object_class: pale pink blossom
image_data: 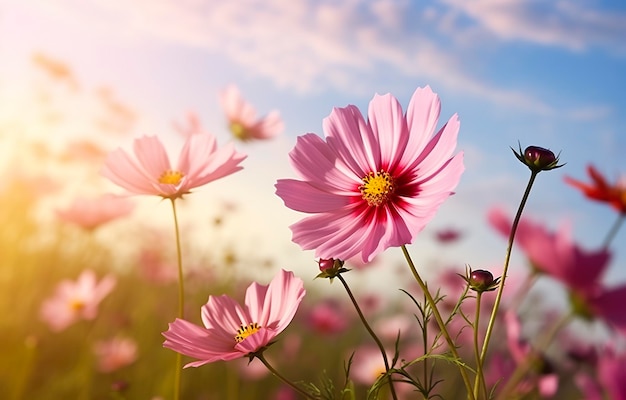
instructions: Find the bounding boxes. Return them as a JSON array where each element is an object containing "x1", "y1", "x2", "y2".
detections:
[
  {"x1": 172, "y1": 111, "x2": 209, "y2": 138},
  {"x1": 276, "y1": 86, "x2": 463, "y2": 262},
  {"x1": 93, "y1": 336, "x2": 138, "y2": 372},
  {"x1": 40, "y1": 270, "x2": 116, "y2": 332},
  {"x1": 219, "y1": 85, "x2": 283, "y2": 141},
  {"x1": 56, "y1": 194, "x2": 134, "y2": 230},
  {"x1": 162, "y1": 269, "x2": 305, "y2": 367},
  {"x1": 102, "y1": 134, "x2": 246, "y2": 199}
]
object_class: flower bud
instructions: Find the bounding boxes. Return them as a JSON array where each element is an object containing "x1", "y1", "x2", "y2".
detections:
[
  {"x1": 315, "y1": 258, "x2": 348, "y2": 281},
  {"x1": 461, "y1": 267, "x2": 500, "y2": 293},
  {"x1": 512, "y1": 143, "x2": 564, "y2": 173}
]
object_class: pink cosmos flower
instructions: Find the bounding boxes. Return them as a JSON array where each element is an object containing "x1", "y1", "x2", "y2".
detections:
[
  {"x1": 101, "y1": 134, "x2": 246, "y2": 200},
  {"x1": 219, "y1": 84, "x2": 284, "y2": 141},
  {"x1": 172, "y1": 111, "x2": 209, "y2": 138},
  {"x1": 306, "y1": 299, "x2": 350, "y2": 335},
  {"x1": 488, "y1": 207, "x2": 610, "y2": 293},
  {"x1": 275, "y1": 86, "x2": 464, "y2": 262},
  {"x1": 162, "y1": 269, "x2": 305, "y2": 367},
  {"x1": 40, "y1": 270, "x2": 116, "y2": 332},
  {"x1": 93, "y1": 336, "x2": 138, "y2": 373},
  {"x1": 56, "y1": 194, "x2": 134, "y2": 230}
]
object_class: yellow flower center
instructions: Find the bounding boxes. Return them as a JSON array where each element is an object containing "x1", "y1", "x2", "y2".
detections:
[
  {"x1": 158, "y1": 170, "x2": 184, "y2": 185},
  {"x1": 359, "y1": 170, "x2": 395, "y2": 207},
  {"x1": 235, "y1": 322, "x2": 261, "y2": 343},
  {"x1": 230, "y1": 122, "x2": 249, "y2": 141},
  {"x1": 70, "y1": 299, "x2": 85, "y2": 312}
]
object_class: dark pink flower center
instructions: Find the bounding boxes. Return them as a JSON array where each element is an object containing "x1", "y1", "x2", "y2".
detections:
[
  {"x1": 359, "y1": 170, "x2": 395, "y2": 207},
  {"x1": 235, "y1": 322, "x2": 261, "y2": 343},
  {"x1": 159, "y1": 170, "x2": 184, "y2": 185}
]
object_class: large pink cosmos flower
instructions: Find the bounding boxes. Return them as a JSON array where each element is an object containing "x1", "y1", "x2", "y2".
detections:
[
  {"x1": 40, "y1": 270, "x2": 116, "y2": 332},
  {"x1": 56, "y1": 194, "x2": 134, "y2": 230},
  {"x1": 101, "y1": 134, "x2": 246, "y2": 200},
  {"x1": 275, "y1": 86, "x2": 464, "y2": 263},
  {"x1": 162, "y1": 269, "x2": 305, "y2": 367},
  {"x1": 219, "y1": 84, "x2": 284, "y2": 141}
]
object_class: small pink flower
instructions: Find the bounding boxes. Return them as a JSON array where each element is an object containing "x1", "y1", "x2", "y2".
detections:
[
  {"x1": 306, "y1": 299, "x2": 350, "y2": 335},
  {"x1": 93, "y1": 336, "x2": 138, "y2": 373},
  {"x1": 162, "y1": 269, "x2": 305, "y2": 367},
  {"x1": 434, "y1": 227, "x2": 462, "y2": 244},
  {"x1": 276, "y1": 86, "x2": 464, "y2": 262},
  {"x1": 102, "y1": 134, "x2": 246, "y2": 200},
  {"x1": 219, "y1": 85, "x2": 284, "y2": 141},
  {"x1": 40, "y1": 270, "x2": 116, "y2": 332},
  {"x1": 56, "y1": 194, "x2": 134, "y2": 230}
]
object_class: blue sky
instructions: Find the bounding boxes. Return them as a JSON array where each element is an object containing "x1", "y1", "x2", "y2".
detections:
[{"x1": 1, "y1": 0, "x2": 625, "y2": 286}]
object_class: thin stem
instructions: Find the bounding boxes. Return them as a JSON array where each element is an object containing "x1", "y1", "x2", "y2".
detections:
[
  {"x1": 496, "y1": 312, "x2": 573, "y2": 400},
  {"x1": 479, "y1": 171, "x2": 538, "y2": 370},
  {"x1": 169, "y1": 198, "x2": 185, "y2": 400},
  {"x1": 256, "y1": 353, "x2": 318, "y2": 400},
  {"x1": 602, "y1": 213, "x2": 625, "y2": 250},
  {"x1": 472, "y1": 293, "x2": 488, "y2": 400},
  {"x1": 336, "y1": 274, "x2": 398, "y2": 400},
  {"x1": 400, "y1": 245, "x2": 475, "y2": 400}
]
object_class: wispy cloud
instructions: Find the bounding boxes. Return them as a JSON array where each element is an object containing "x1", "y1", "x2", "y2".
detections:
[
  {"x1": 438, "y1": 0, "x2": 626, "y2": 53},
  {"x1": 9, "y1": 0, "x2": 563, "y2": 113}
]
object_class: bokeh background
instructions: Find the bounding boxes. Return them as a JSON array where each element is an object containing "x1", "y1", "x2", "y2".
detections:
[{"x1": 1, "y1": 1, "x2": 625, "y2": 399}]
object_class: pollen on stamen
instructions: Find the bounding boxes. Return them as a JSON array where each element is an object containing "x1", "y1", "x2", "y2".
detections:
[
  {"x1": 235, "y1": 322, "x2": 261, "y2": 343},
  {"x1": 159, "y1": 170, "x2": 184, "y2": 185},
  {"x1": 359, "y1": 170, "x2": 395, "y2": 207}
]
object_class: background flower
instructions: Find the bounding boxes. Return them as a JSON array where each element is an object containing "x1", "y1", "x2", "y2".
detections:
[
  {"x1": 102, "y1": 134, "x2": 246, "y2": 199},
  {"x1": 40, "y1": 270, "x2": 116, "y2": 332},
  {"x1": 55, "y1": 194, "x2": 134, "y2": 230},
  {"x1": 219, "y1": 84, "x2": 284, "y2": 141}
]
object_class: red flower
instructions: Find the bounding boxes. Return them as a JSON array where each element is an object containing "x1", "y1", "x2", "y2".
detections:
[{"x1": 564, "y1": 165, "x2": 626, "y2": 214}]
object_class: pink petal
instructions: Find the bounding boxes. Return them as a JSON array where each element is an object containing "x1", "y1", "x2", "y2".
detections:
[
  {"x1": 275, "y1": 179, "x2": 353, "y2": 213},
  {"x1": 366, "y1": 93, "x2": 408, "y2": 169}
]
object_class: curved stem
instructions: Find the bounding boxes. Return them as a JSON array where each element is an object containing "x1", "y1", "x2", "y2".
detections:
[
  {"x1": 602, "y1": 213, "x2": 625, "y2": 250},
  {"x1": 336, "y1": 274, "x2": 398, "y2": 400},
  {"x1": 400, "y1": 245, "x2": 475, "y2": 400},
  {"x1": 496, "y1": 312, "x2": 573, "y2": 400},
  {"x1": 169, "y1": 198, "x2": 185, "y2": 400},
  {"x1": 479, "y1": 171, "x2": 538, "y2": 369},
  {"x1": 256, "y1": 353, "x2": 318, "y2": 400}
]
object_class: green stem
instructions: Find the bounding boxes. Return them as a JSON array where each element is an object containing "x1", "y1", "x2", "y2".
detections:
[
  {"x1": 472, "y1": 293, "x2": 488, "y2": 400},
  {"x1": 169, "y1": 198, "x2": 185, "y2": 400},
  {"x1": 256, "y1": 353, "x2": 317, "y2": 400},
  {"x1": 602, "y1": 213, "x2": 625, "y2": 250},
  {"x1": 496, "y1": 312, "x2": 573, "y2": 400},
  {"x1": 336, "y1": 274, "x2": 398, "y2": 400},
  {"x1": 479, "y1": 171, "x2": 538, "y2": 373},
  {"x1": 400, "y1": 245, "x2": 475, "y2": 400}
]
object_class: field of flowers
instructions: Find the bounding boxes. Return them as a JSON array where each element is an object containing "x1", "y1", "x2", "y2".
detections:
[{"x1": 1, "y1": 55, "x2": 625, "y2": 400}]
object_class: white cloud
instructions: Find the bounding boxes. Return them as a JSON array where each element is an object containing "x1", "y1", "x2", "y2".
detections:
[
  {"x1": 439, "y1": 0, "x2": 626, "y2": 53},
  {"x1": 7, "y1": 0, "x2": 563, "y2": 113}
]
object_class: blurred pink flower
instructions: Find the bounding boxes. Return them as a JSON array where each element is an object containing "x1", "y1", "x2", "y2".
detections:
[
  {"x1": 56, "y1": 194, "x2": 134, "y2": 230},
  {"x1": 275, "y1": 86, "x2": 464, "y2": 263},
  {"x1": 594, "y1": 348, "x2": 626, "y2": 399},
  {"x1": 488, "y1": 207, "x2": 610, "y2": 293},
  {"x1": 434, "y1": 227, "x2": 462, "y2": 244},
  {"x1": 172, "y1": 111, "x2": 209, "y2": 138},
  {"x1": 40, "y1": 270, "x2": 116, "y2": 332},
  {"x1": 102, "y1": 134, "x2": 246, "y2": 200},
  {"x1": 306, "y1": 299, "x2": 349, "y2": 335},
  {"x1": 219, "y1": 84, "x2": 284, "y2": 141},
  {"x1": 93, "y1": 336, "x2": 138, "y2": 373},
  {"x1": 350, "y1": 346, "x2": 388, "y2": 385},
  {"x1": 162, "y1": 269, "x2": 305, "y2": 367}
]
